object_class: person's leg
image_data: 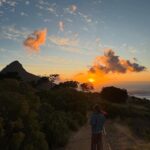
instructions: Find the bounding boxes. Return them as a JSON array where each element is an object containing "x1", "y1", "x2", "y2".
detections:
[
  {"x1": 91, "y1": 134, "x2": 96, "y2": 150},
  {"x1": 97, "y1": 133, "x2": 103, "y2": 150}
]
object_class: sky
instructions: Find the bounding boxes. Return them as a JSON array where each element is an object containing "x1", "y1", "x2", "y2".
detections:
[{"x1": 0, "y1": 0, "x2": 150, "y2": 90}]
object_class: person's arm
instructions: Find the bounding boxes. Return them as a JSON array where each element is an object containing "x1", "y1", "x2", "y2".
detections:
[{"x1": 101, "y1": 110, "x2": 108, "y2": 118}]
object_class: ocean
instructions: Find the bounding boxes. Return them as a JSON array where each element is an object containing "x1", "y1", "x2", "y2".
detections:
[
  {"x1": 114, "y1": 81, "x2": 150, "y2": 100},
  {"x1": 132, "y1": 94, "x2": 150, "y2": 100}
]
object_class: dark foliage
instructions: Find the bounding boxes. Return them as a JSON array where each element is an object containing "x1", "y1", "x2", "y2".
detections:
[
  {"x1": 80, "y1": 82, "x2": 94, "y2": 92},
  {"x1": 0, "y1": 79, "x2": 88, "y2": 150},
  {"x1": 0, "y1": 79, "x2": 149, "y2": 150},
  {"x1": 96, "y1": 99, "x2": 150, "y2": 140},
  {"x1": 0, "y1": 72, "x2": 21, "y2": 80},
  {"x1": 100, "y1": 86, "x2": 128, "y2": 103},
  {"x1": 52, "y1": 81, "x2": 79, "y2": 89},
  {"x1": 37, "y1": 76, "x2": 49, "y2": 84},
  {"x1": 129, "y1": 96, "x2": 150, "y2": 109},
  {"x1": 49, "y1": 74, "x2": 59, "y2": 83}
]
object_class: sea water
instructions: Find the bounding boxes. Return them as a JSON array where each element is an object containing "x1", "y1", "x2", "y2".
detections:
[{"x1": 132, "y1": 94, "x2": 150, "y2": 100}]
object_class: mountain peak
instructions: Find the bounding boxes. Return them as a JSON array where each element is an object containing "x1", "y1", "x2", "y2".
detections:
[
  {"x1": 11, "y1": 60, "x2": 22, "y2": 65},
  {"x1": 1, "y1": 60, "x2": 24, "y2": 73},
  {"x1": 0, "y1": 60, "x2": 39, "y2": 81},
  {"x1": 9, "y1": 60, "x2": 23, "y2": 67}
]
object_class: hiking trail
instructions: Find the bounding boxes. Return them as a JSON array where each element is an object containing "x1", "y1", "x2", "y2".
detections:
[{"x1": 65, "y1": 122, "x2": 111, "y2": 150}]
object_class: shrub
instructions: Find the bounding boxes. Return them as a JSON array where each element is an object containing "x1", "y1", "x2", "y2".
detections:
[
  {"x1": 0, "y1": 79, "x2": 89, "y2": 149},
  {"x1": 100, "y1": 86, "x2": 128, "y2": 103}
]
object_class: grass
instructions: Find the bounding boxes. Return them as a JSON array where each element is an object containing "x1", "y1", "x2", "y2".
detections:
[{"x1": 105, "y1": 120, "x2": 150, "y2": 150}]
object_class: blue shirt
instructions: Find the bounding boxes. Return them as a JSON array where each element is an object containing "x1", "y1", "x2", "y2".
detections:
[{"x1": 90, "y1": 112, "x2": 105, "y2": 134}]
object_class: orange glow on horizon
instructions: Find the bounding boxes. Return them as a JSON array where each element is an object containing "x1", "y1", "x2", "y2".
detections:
[
  {"x1": 88, "y1": 78, "x2": 95, "y2": 83},
  {"x1": 73, "y1": 69, "x2": 110, "y2": 87},
  {"x1": 25, "y1": 65, "x2": 150, "y2": 89},
  {"x1": 72, "y1": 69, "x2": 150, "y2": 90}
]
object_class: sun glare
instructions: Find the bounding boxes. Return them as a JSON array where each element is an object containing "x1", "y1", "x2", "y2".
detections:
[{"x1": 88, "y1": 78, "x2": 95, "y2": 83}]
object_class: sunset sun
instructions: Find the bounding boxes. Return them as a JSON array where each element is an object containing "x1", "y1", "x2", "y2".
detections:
[{"x1": 88, "y1": 78, "x2": 95, "y2": 83}]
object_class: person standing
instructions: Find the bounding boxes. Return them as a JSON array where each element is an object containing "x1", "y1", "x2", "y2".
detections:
[{"x1": 90, "y1": 104, "x2": 106, "y2": 150}]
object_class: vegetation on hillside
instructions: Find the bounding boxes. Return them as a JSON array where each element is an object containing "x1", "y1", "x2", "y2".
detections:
[
  {"x1": 0, "y1": 76, "x2": 149, "y2": 150},
  {"x1": 100, "y1": 86, "x2": 128, "y2": 103},
  {"x1": 0, "y1": 79, "x2": 88, "y2": 150}
]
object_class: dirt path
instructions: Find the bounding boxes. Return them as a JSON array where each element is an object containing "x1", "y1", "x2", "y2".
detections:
[
  {"x1": 65, "y1": 123, "x2": 110, "y2": 150},
  {"x1": 65, "y1": 120, "x2": 150, "y2": 150}
]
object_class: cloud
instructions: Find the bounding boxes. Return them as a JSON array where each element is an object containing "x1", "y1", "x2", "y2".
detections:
[
  {"x1": 25, "y1": 1, "x2": 30, "y2": 5},
  {"x1": 48, "y1": 36, "x2": 78, "y2": 47},
  {"x1": 69, "y1": 4, "x2": 77, "y2": 13},
  {"x1": 48, "y1": 35, "x2": 90, "y2": 54},
  {"x1": 36, "y1": 0, "x2": 58, "y2": 16},
  {"x1": 89, "y1": 49, "x2": 146, "y2": 74},
  {"x1": 93, "y1": 0, "x2": 102, "y2": 4},
  {"x1": 43, "y1": 18, "x2": 51, "y2": 23},
  {"x1": 0, "y1": 10, "x2": 3, "y2": 16},
  {"x1": 65, "y1": 18, "x2": 73, "y2": 23},
  {"x1": 64, "y1": 4, "x2": 77, "y2": 15},
  {"x1": 24, "y1": 28, "x2": 47, "y2": 52},
  {"x1": 0, "y1": 48, "x2": 7, "y2": 52},
  {"x1": 78, "y1": 12, "x2": 92, "y2": 23},
  {"x1": 0, "y1": 25, "x2": 30, "y2": 41},
  {"x1": 58, "y1": 21, "x2": 64, "y2": 32},
  {"x1": 20, "y1": 12, "x2": 28, "y2": 16},
  {"x1": 0, "y1": 0, "x2": 17, "y2": 7},
  {"x1": 133, "y1": 57, "x2": 137, "y2": 62},
  {"x1": 95, "y1": 38, "x2": 102, "y2": 47}
]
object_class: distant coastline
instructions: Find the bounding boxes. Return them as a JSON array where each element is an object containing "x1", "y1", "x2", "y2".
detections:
[
  {"x1": 128, "y1": 88, "x2": 150, "y2": 101},
  {"x1": 131, "y1": 94, "x2": 150, "y2": 100}
]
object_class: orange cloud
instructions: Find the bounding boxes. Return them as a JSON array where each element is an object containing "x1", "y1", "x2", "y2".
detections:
[
  {"x1": 24, "y1": 28, "x2": 47, "y2": 52},
  {"x1": 89, "y1": 49, "x2": 146, "y2": 74},
  {"x1": 48, "y1": 36, "x2": 78, "y2": 47}
]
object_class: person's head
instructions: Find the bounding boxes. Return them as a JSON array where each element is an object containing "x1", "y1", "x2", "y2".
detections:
[{"x1": 93, "y1": 104, "x2": 101, "y2": 113}]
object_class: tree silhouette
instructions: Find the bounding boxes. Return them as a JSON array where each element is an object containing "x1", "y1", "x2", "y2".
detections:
[
  {"x1": 49, "y1": 74, "x2": 59, "y2": 83},
  {"x1": 100, "y1": 86, "x2": 128, "y2": 103},
  {"x1": 53, "y1": 81, "x2": 79, "y2": 89},
  {"x1": 80, "y1": 82, "x2": 94, "y2": 92}
]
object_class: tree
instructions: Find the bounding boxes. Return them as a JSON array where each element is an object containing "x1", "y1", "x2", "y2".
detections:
[
  {"x1": 80, "y1": 82, "x2": 94, "y2": 92},
  {"x1": 37, "y1": 76, "x2": 49, "y2": 85},
  {"x1": 53, "y1": 81, "x2": 79, "y2": 89},
  {"x1": 100, "y1": 86, "x2": 128, "y2": 103},
  {"x1": 36, "y1": 76, "x2": 55, "y2": 90},
  {"x1": 49, "y1": 74, "x2": 59, "y2": 83}
]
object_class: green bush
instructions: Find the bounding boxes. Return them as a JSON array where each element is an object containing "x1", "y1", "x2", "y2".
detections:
[
  {"x1": 100, "y1": 86, "x2": 128, "y2": 103},
  {"x1": 43, "y1": 111, "x2": 70, "y2": 148},
  {"x1": 127, "y1": 118, "x2": 150, "y2": 140},
  {"x1": 0, "y1": 79, "x2": 89, "y2": 150}
]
